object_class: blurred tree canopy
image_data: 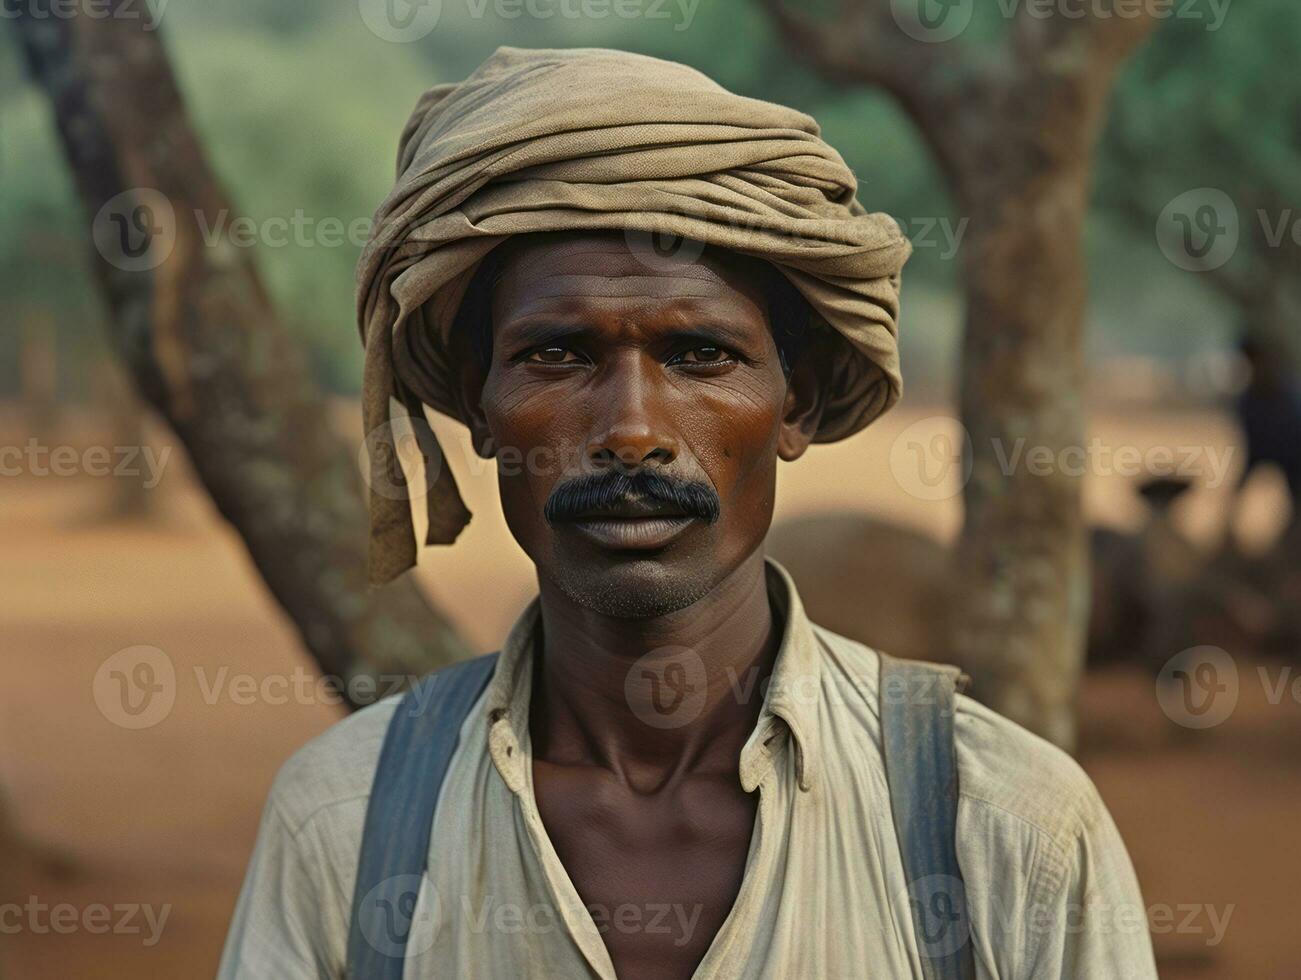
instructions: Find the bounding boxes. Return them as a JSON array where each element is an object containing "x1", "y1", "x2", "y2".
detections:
[
  {"x1": 1097, "y1": 1, "x2": 1301, "y2": 354},
  {"x1": 2, "y1": 0, "x2": 1295, "y2": 397}
]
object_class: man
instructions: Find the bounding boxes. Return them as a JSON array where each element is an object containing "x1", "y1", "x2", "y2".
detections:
[
  {"x1": 220, "y1": 47, "x2": 1156, "y2": 979},
  {"x1": 1233, "y1": 331, "x2": 1301, "y2": 539}
]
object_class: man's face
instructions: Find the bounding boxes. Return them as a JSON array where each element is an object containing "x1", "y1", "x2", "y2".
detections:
[{"x1": 460, "y1": 232, "x2": 821, "y2": 618}]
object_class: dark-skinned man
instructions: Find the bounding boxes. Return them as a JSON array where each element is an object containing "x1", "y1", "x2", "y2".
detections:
[{"x1": 220, "y1": 47, "x2": 1157, "y2": 980}]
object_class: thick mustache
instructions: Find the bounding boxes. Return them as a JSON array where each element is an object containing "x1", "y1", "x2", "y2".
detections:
[{"x1": 544, "y1": 470, "x2": 721, "y2": 525}]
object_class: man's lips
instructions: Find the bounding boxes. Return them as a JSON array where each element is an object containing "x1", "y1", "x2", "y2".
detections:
[
  {"x1": 563, "y1": 514, "x2": 698, "y2": 550},
  {"x1": 555, "y1": 497, "x2": 700, "y2": 550}
]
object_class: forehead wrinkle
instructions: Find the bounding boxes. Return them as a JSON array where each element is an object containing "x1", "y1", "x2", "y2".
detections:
[
  {"x1": 496, "y1": 291, "x2": 767, "y2": 330},
  {"x1": 498, "y1": 239, "x2": 754, "y2": 286},
  {"x1": 502, "y1": 267, "x2": 742, "y2": 296}
]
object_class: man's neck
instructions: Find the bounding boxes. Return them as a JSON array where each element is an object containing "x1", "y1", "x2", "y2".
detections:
[{"x1": 529, "y1": 552, "x2": 779, "y2": 793}]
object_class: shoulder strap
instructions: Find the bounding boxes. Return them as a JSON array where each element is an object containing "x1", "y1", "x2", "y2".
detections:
[
  {"x1": 346, "y1": 652, "x2": 498, "y2": 980},
  {"x1": 878, "y1": 652, "x2": 977, "y2": 980}
]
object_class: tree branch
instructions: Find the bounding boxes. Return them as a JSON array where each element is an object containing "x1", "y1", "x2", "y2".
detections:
[
  {"x1": 760, "y1": 0, "x2": 981, "y2": 185},
  {"x1": 1012, "y1": 0, "x2": 1162, "y2": 80},
  {"x1": 10, "y1": 0, "x2": 472, "y2": 706}
]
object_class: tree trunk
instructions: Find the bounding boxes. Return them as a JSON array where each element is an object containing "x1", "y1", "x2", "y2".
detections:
[
  {"x1": 759, "y1": 0, "x2": 1160, "y2": 747},
  {"x1": 947, "y1": 103, "x2": 1094, "y2": 750},
  {"x1": 11, "y1": 1, "x2": 471, "y2": 705}
]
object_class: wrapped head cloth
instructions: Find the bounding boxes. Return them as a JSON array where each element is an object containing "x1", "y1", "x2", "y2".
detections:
[{"x1": 357, "y1": 46, "x2": 912, "y2": 585}]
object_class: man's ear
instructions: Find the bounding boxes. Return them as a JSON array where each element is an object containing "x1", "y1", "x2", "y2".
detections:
[
  {"x1": 456, "y1": 354, "x2": 496, "y2": 460},
  {"x1": 777, "y1": 344, "x2": 826, "y2": 462}
]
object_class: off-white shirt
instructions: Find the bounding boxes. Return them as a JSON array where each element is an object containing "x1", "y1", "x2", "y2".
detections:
[{"x1": 218, "y1": 559, "x2": 1157, "y2": 979}]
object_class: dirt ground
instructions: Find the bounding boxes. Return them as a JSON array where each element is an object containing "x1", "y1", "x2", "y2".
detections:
[{"x1": 1, "y1": 402, "x2": 1297, "y2": 978}]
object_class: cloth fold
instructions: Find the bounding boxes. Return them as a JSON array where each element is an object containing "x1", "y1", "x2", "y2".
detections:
[{"x1": 357, "y1": 46, "x2": 912, "y2": 585}]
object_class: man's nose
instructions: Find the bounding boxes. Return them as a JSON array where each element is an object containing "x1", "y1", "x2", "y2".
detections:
[{"x1": 585, "y1": 359, "x2": 680, "y2": 470}]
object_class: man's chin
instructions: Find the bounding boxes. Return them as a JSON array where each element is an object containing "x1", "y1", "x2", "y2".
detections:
[{"x1": 547, "y1": 552, "x2": 715, "y2": 619}]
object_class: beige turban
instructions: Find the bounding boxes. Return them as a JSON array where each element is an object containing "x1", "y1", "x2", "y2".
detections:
[{"x1": 357, "y1": 45, "x2": 912, "y2": 585}]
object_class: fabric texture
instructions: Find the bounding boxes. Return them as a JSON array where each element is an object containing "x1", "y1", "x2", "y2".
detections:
[
  {"x1": 217, "y1": 559, "x2": 1159, "y2": 980},
  {"x1": 356, "y1": 46, "x2": 913, "y2": 584}
]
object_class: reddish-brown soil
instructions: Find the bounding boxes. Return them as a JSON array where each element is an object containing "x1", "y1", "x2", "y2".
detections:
[{"x1": 2, "y1": 404, "x2": 1296, "y2": 978}]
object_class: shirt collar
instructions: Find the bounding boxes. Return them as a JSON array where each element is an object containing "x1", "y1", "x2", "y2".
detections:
[{"x1": 483, "y1": 556, "x2": 822, "y2": 795}]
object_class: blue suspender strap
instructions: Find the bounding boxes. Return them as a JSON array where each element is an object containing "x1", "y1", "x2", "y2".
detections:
[
  {"x1": 878, "y1": 652, "x2": 978, "y2": 980},
  {"x1": 346, "y1": 652, "x2": 498, "y2": 980}
]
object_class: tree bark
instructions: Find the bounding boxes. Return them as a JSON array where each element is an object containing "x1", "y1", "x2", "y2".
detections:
[
  {"x1": 761, "y1": 0, "x2": 1159, "y2": 747},
  {"x1": 10, "y1": 1, "x2": 472, "y2": 705}
]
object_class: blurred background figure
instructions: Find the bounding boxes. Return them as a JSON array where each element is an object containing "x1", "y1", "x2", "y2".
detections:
[{"x1": 1233, "y1": 331, "x2": 1301, "y2": 542}]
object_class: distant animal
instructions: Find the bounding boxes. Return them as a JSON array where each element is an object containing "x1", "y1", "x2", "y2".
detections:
[
  {"x1": 1088, "y1": 477, "x2": 1204, "y2": 671},
  {"x1": 765, "y1": 514, "x2": 951, "y2": 664},
  {"x1": 767, "y1": 478, "x2": 1291, "y2": 686}
]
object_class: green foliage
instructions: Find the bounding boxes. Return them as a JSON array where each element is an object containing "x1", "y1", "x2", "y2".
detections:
[
  {"x1": 2, "y1": 0, "x2": 1295, "y2": 395},
  {"x1": 167, "y1": 21, "x2": 436, "y2": 389},
  {"x1": 1096, "y1": 0, "x2": 1301, "y2": 344}
]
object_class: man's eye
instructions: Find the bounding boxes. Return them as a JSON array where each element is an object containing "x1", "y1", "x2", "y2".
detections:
[
  {"x1": 526, "y1": 347, "x2": 580, "y2": 364},
  {"x1": 676, "y1": 346, "x2": 734, "y2": 365}
]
